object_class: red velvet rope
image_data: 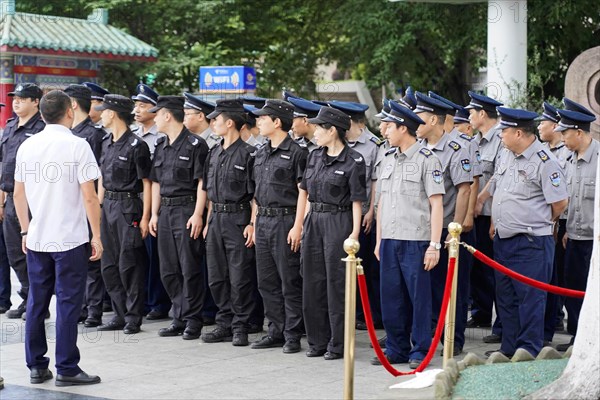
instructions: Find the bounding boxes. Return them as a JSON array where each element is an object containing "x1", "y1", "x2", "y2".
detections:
[
  {"x1": 471, "y1": 250, "x2": 585, "y2": 298},
  {"x1": 358, "y1": 256, "x2": 457, "y2": 376}
]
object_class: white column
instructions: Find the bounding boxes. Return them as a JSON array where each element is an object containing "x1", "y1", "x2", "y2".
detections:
[{"x1": 486, "y1": 0, "x2": 527, "y2": 105}]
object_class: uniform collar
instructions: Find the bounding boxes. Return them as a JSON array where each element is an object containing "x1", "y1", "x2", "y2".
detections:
[
  {"x1": 200, "y1": 127, "x2": 218, "y2": 141},
  {"x1": 12, "y1": 111, "x2": 43, "y2": 130},
  {"x1": 348, "y1": 129, "x2": 368, "y2": 145},
  {"x1": 400, "y1": 141, "x2": 421, "y2": 159},
  {"x1": 518, "y1": 139, "x2": 539, "y2": 160},
  {"x1": 72, "y1": 117, "x2": 93, "y2": 134},
  {"x1": 577, "y1": 138, "x2": 599, "y2": 163},
  {"x1": 220, "y1": 136, "x2": 245, "y2": 155},
  {"x1": 165, "y1": 127, "x2": 189, "y2": 151},
  {"x1": 481, "y1": 123, "x2": 501, "y2": 143},
  {"x1": 112, "y1": 129, "x2": 133, "y2": 147},
  {"x1": 137, "y1": 124, "x2": 158, "y2": 137},
  {"x1": 269, "y1": 134, "x2": 293, "y2": 153},
  {"x1": 428, "y1": 133, "x2": 449, "y2": 152},
  {"x1": 322, "y1": 144, "x2": 349, "y2": 165},
  {"x1": 547, "y1": 142, "x2": 565, "y2": 152}
]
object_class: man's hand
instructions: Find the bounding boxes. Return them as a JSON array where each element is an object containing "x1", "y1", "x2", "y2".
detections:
[
  {"x1": 287, "y1": 225, "x2": 302, "y2": 253},
  {"x1": 462, "y1": 213, "x2": 474, "y2": 233},
  {"x1": 90, "y1": 236, "x2": 103, "y2": 261},
  {"x1": 0, "y1": 206, "x2": 4, "y2": 222},
  {"x1": 21, "y1": 235, "x2": 27, "y2": 255},
  {"x1": 140, "y1": 217, "x2": 150, "y2": 240},
  {"x1": 186, "y1": 213, "x2": 203, "y2": 240},
  {"x1": 243, "y1": 224, "x2": 254, "y2": 248},
  {"x1": 374, "y1": 241, "x2": 380, "y2": 261},
  {"x1": 423, "y1": 247, "x2": 439, "y2": 271},
  {"x1": 149, "y1": 215, "x2": 158, "y2": 237},
  {"x1": 562, "y1": 233, "x2": 568, "y2": 249}
]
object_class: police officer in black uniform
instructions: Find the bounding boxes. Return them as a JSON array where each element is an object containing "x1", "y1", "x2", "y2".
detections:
[
  {"x1": 95, "y1": 95, "x2": 152, "y2": 334},
  {"x1": 249, "y1": 100, "x2": 308, "y2": 353},
  {"x1": 0, "y1": 83, "x2": 45, "y2": 319},
  {"x1": 201, "y1": 99, "x2": 257, "y2": 347},
  {"x1": 82, "y1": 82, "x2": 110, "y2": 126},
  {"x1": 301, "y1": 106, "x2": 367, "y2": 360},
  {"x1": 63, "y1": 84, "x2": 106, "y2": 327},
  {"x1": 148, "y1": 96, "x2": 209, "y2": 340}
]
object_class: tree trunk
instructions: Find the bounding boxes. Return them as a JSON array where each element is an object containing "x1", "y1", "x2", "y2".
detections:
[{"x1": 527, "y1": 159, "x2": 600, "y2": 399}]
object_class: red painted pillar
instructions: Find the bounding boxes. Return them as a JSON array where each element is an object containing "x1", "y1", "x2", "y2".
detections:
[{"x1": 0, "y1": 53, "x2": 15, "y2": 128}]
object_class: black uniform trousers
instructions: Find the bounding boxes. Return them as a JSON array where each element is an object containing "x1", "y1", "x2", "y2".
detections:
[
  {"x1": 0, "y1": 220, "x2": 12, "y2": 309},
  {"x1": 144, "y1": 235, "x2": 171, "y2": 315},
  {"x1": 206, "y1": 209, "x2": 254, "y2": 333},
  {"x1": 81, "y1": 224, "x2": 104, "y2": 319},
  {"x1": 544, "y1": 218, "x2": 566, "y2": 341},
  {"x1": 302, "y1": 210, "x2": 352, "y2": 354},
  {"x1": 255, "y1": 214, "x2": 303, "y2": 341},
  {"x1": 101, "y1": 198, "x2": 147, "y2": 326},
  {"x1": 158, "y1": 203, "x2": 205, "y2": 329},
  {"x1": 26, "y1": 244, "x2": 89, "y2": 377},
  {"x1": 564, "y1": 238, "x2": 593, "y2": 337},
  {"x1": 3, "y1": 194, "x2": 28, "y2": 299}
]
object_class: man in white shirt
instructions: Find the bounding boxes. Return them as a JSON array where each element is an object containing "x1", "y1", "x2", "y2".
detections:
[{"x1": 13, "y1": 90, "x2": 103, "y2": 386}]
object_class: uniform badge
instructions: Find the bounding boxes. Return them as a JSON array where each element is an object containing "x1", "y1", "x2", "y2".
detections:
[
  {"x1": 140, "y1": 86, "x2": 145, "y2": 93},
  {"x1": 370, "y1": 136, "x2": 382, "y2": 146},
  {"x1": 460, "y1": 133, "x2": 473, "y2": 141},
  {"x1": 476, "y1": 150, "x2": 481, "y2": 163},
  {"x1": 461, "y1": 159, "x2": 471, "y2": 172},
  {"x1": 280, "y1": 154, "x2": 291, "y2": 160},
  {"x1": 334, "y1": 170, "x2": 345, "y2": 175},
  {"x1": 118, "y1": 156, "x2": 128, "y2": 161},
  {"x1": 537, "y1": 150, "x2": 549, "y2": 162},
  {"x1": 234, "y1": 165, "x2": 245, "y2": 171},
  {"x1": 420, "y1": 148, "x2": 432, "y2": 158},
  {"x1": 25, "y1": 133, "x2": 33, "y2": 137},
  {"x1": 190, "y1": 137, "x2": 199, "y2": 146},
  {"x1": 432, "y1": 170, "x2": 443, "y2": 184},
  {"x1": 448, "y1": 141, "x2": 461, "y2": 151},
  {"x1": 549, "y1": 172, "x2": 561, "y2": 187},
  {"x1": 179, "y1": 156, "x2": 190, "y2": 161},
  {"x1": 385, "y1": 148, "x2": 396, "y2": 156},
  {"x1": 131, "y1": 138, "x2": 138, "y2": 146},
  {"x1": 354, "y1": 156, "x2": 363, "y2": 163},
  {"x1": 16, "y1": 84, "x2": 23, "y2": 92}
]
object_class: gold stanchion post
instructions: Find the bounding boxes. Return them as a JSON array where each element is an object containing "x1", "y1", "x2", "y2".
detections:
[
  {"x1": 342, "y1": 238, "x2": 360, "y2": 400},
  {"x1": 443, "y1": 222, "x2": 462, "y2": 368}
]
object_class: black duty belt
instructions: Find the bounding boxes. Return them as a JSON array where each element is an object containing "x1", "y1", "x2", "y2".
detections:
[
  {"x1": 257, "y1": 206, "x2": 296, "y2": 217},
  {"x1": 104, "y1": 191, "x2": 139, "y2": 201},
  {"x1": 310, "y1": 202, "x2": 350, "y2": 213},
  {"x1": 212, "y1": 202, "x2": 250, "y2": 213},
  {"x1": 161, "y1": 195, "x2": 196, "y2": 206}
]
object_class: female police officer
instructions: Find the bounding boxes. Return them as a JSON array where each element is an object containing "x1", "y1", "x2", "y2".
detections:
[{"x1": 300, "y1": 106, "x2": 366, "y2": 360}]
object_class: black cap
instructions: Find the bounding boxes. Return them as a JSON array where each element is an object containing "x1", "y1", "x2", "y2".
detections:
[
  {"x1": 148, "y1": 96, "x2": 185, "y2": 113},
  {"x1": 64, "y1": 84, "x2": 91, "y2": 101},
  {"x1": 82, "y1": 82, "x2": 110, "y2": 101},
  {"x1": 94, "y1": 94, "x2": 135, "y2": 114},
  {"x1": 554, "y1": 109, "x2": 596, "y2": 132},
  {"x1": 240, "y1": 95, "x2": 267, "y2": 108},
  {"x1": 251, "y1": 99, "x2": 294, "y2": 121},
  {"x1": 414, "y1": 92, "x2": 453, "y2": 115},
  {"x1": 307, "y1": 106, "x2": 351, "y2": 131},
  {"x1": 0, "y1": 103, "x2": 5, "y2": 107},
  {"x1": 8, "y1": 83, "x2": 43, "y2": 99},
  {"x1": 206, "y1": 99, "x2": 245, "y2": 119}
]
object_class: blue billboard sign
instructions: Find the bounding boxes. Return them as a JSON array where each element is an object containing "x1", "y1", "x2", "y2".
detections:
[{"x1": 199, "y1": 66, "x2": 257, "y2": 92}]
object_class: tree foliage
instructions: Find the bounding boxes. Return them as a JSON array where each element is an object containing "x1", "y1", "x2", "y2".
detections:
[{"x1": 15, "y1": 0, "x2": 600, "y2": 107}]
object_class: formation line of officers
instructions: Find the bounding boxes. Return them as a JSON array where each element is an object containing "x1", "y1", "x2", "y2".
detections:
[{"x1": 0, "y1": 81, "x2": 596, "y2": 369}]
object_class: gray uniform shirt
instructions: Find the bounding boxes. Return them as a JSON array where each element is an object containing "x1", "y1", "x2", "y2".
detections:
[
  {"x1": 489, "y1": 142, "x2": 569, "y2": 238},
  {"x1": 133, "y1": 124, "x2": 165, "y2": 159},
  {"x1": 565, "y1": 138, "x2": 599, "y2": 240},
  {"x1": 200, "y1": 127, "x2": 221, "y2": 150},
  {"x1": 379, "y1": 142, "x2": 445, "y2": 241},
  {"x1": 545, "y1": 142, "x2": 572, "y2": 220},
  {"x1": 427, "y1": 134, "x2": 474, "y2": 227},
  {"x1": 477, "y1": 124, "x2": 504, "y2": 216},
  {"x1": 448, "y1": 128, "x2": 482, "y2": 178},
  {"x1": 348, "y1": 129, "x2": 380, "y2": 214}
]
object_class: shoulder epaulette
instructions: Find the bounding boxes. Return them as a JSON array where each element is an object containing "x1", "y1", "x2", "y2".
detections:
[
  {"x1": 188, "y1": 135, "x2": 199, "y2": 146},
  {"x1": 155, "y1": 136, "x2": 166, "y2": 146},
  {"x1": 130, "y1": 137, "x2": 139, "y2": 147},
  {"x1": 448, "y1": 141, "x2": 461, "y2": 151},
  {"x1": 385, "y1": 148, "x2": 396, "y2": 156},
  {"x1": 459, "y1": 133, "x2": 473, "y2": 141},
  {"x1": 420, "y1": 148, "x2": 433, "y2": 158},
  {"x1": 102, "y1": 132, "x2": 111, "y2": 140},
  {"x1": 537, "y1": 150, "x2": 549, "y2": 162},
  {"x1": 369, "y1": 136, "x2": 383, "y2": 146}
]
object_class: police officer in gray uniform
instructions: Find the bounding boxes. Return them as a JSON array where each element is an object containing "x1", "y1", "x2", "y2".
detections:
[
  {"x1": 554, "y1": 104, "x2": 597, "y2": 351},
  {"x1": 0, "y1": 83, "x2": 45, "y2": 319},
  {"x1": 249, "y1": 100, "x2": 308, "y2": 353},
  {"x1": 148, "y1": 96, "x2": 209, "y2": 340},
  {"x1": 183, "y1": 92, "x2": 217, "y2": 147},
  {"x1": 96, "y1": 95, "x2": 152, "y2": 334},
  {"x1": 201, "y1": 99, "x2": 257, "y2": 347},
  {"x1": 132, "y1": 84, "x2": 164, "y2": 158},
  {"x1": 375, "y1": 103, "x2": 445, "y2": 369},
  {"x1": 63, "y1": 84, "x2": 106, "y2": 327},
  {"x1": 287, "y1": 96, "x2": 321, "y2": 152},
  {"x1": 480, "y1": 107, "x2": 568, "y2": 358},
  {"x1": 468, "y1": 91, "x2": 505, "y2": 336}
]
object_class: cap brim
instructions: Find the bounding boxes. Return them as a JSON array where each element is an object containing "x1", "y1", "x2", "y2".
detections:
[
  {"x1": 132, "y1": 95, "x2": 156, "y2": 104},
  {"x1": 553, "y1": 125, "x2": 568, "y2": 132},
  {"x1": 206, "y1": 110, "x2": 221, "y2": 119},
  {"x1": 413, "y1": 109, "x2": 426, "y2": 114},
  {"x1": 251, "y1": 108, "x2": 271, "y2": 116},
  {"x1": 380, "y1": 116, "x2": 397, "y2": 123},
  {"x1": 498, "y1": 122, "x2": 515, "y2": 130},
  {"x1": 464, "y1": 104, "x2": 478, "y2": 110},
  {"x1": 147, "y1": 105, "x2": 161, "y2": 113},
  {"x1": 7, "y1": 92, "x2": 17, "y2": 97},
  {"x1": 94, "y1": 103, "x2": 111, "y2": 112},
  {"x1": 307, "y1": 117, "x2": 326, "y2": 125}
]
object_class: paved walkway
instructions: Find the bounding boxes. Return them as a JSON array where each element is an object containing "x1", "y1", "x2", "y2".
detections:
[{"x1": 0, "y1": 272, "x2": 572, "y2": 399}]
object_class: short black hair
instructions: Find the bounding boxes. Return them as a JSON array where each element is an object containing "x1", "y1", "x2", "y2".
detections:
[
  {"x1": 350, "y1": 114, "x2": 366, "y2": 124},
  {"x1": 116, "y1": 110, "x2": 134, "y2": 125},
  {"x1": 435, "y1": 114, "x2": 446, "y2": 124},
  {"x1": 520, "y1": 124, "x2": 537, "y2": 135},
  {"x1": 484, "y1": 109, "x2": 498, "y2": 119},
  {"x1": 392, "y1": 121, "x2": 417, "y2": 137},
  {"x1": 40, "y1": 90, "x2": 71, "y2": 124},
  {"x1": 268, "y1": 115, "x2": 292, "y2": 132},
  {"x1": 222, "y1": 112, "x2": 246, "y2": 131},
  {"x1": 165, "y1": 108, "x2": 184, "y2": 123},
  {"x1": 72, "y1": 96, "x2": 91, "y2": 114}
]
